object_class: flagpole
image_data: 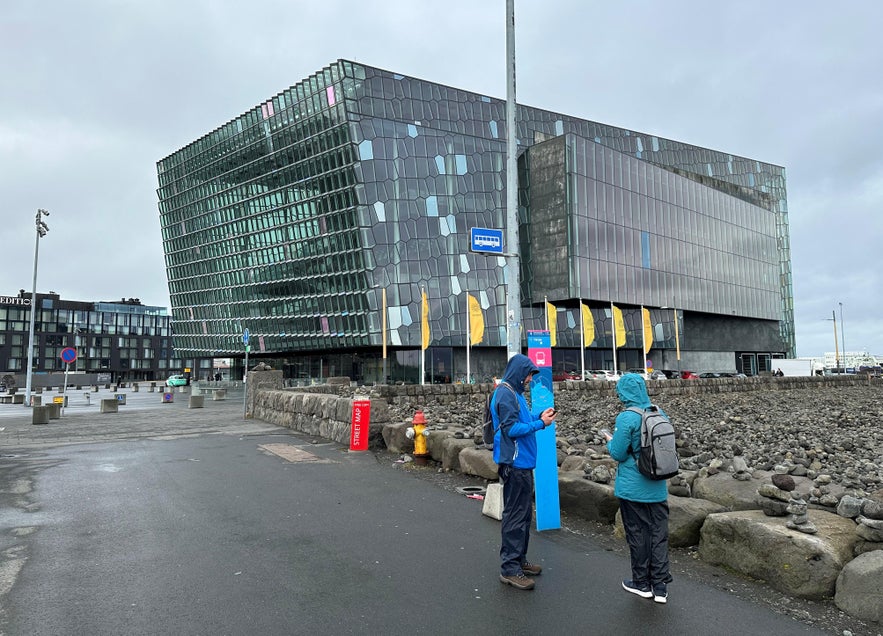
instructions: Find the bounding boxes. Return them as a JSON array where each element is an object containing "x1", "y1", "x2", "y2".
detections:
[
  {"x1": 611, "y1": 302, "x2": 618, "y2": 374},
  {"x1": 421, "y1": 286, "x2": 426, "y2": 386},
  {"x1": 466, "y1": 294, "x2": 471, "y2": 383},
  {"x1": 579, "y1": 299, "x2": 585, "y2": 380}
]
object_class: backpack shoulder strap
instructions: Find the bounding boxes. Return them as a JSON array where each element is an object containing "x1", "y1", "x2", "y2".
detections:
[{"x1": 494, "y1": 382, "x2": 518, "y2": 435}]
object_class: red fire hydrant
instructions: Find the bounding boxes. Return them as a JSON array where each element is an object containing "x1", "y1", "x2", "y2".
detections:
[{"x1": 406, "y1": 410, "x2": 431, "y2": 465}]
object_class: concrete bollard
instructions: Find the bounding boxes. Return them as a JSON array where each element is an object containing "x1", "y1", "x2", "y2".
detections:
[
  {"x1": 32, "y1": 406, "x2": 50, "y2": 425},
  {"x1": 100, "y1": 399, "x2": 119, "y2": 413},
  {"x1": 57, "y1": 386, "x2": 64, "y2": 393},
  {"x1": 212, "y1": 389, "x2": 226, "y2": 400},
  {"x1": 112, "y1": 385, "x2": 118, "y2": 392},
  {"x1": 92, "y1": 386, "x2": 100, "y2": 392},
  {"x1": 31, "y1": 395, "x2": 42, "y2": 407},
  {"x1": 12, "y1": 394, "x2": 24, "y2": 404},
  {"x1": 162, "y1": 391, "x2": 174, "y2": 404},
  {"x1": 188, "y1": 395, "x2": 204, "y2": 409},
  {"x1": 132, "y1": 384, "x2": 139, "y2": 392},
  {"x1": 115, "y1": 394, "x2": 127, "y2": 405},
  {"x1": 84, "y1": 393, "x2": 91, "y2": 406},
  {"x1": 47, "y1": 403, "x2": 62, "y2": 420}
]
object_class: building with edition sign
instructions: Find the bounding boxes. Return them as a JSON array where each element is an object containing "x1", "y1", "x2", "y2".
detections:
[{"x1": 156, "y1": 60, "x2": 791, "y2": 383}]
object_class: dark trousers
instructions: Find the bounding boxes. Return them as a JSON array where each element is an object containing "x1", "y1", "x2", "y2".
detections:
[
  {"x1": 619, "y1": 499, "x2": 672, "y2": 588},
  {"x1": 499, "y1": 464, "x2": 534, "y2": 575}
]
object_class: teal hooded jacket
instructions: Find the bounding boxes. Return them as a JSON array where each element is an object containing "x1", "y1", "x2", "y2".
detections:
[{"x1": 606, "y1": 373, "x2": 669, "y2": 503}]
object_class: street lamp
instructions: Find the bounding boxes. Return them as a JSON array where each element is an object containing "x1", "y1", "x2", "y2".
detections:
[
  {"x1": 825, "y1": 311, "x2": 840, "y2": 373},
  {"x1": 839, "y1": 302, "x2": 846, "y2": 372},
  {"x1": 25, "y1": 208, "x2": 50, "y2": 407}
]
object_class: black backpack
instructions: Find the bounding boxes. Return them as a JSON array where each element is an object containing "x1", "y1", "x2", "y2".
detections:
[
  {"x1": 627, "y1": 405, "x2": 679, "y2": 480},
  {"x1": 481, "y1": 382, "x2": 517, "y2": 446}
]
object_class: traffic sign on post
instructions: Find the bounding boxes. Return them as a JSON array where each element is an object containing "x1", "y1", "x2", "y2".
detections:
[
  {"x1": 243, "y1": 328, "x2": 250, "y2": 345},
  {"x1": 470, "y1": 227, "x2": 504, "y2": 254},
  {"x1": 60, "y1": 347, "x2": 77, "y2": 364}
]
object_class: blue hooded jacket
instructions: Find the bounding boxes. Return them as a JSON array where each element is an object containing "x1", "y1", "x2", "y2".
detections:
[
  {"x1": 492, "y1": 354, "x2": 545, "y2": 469},
  {"x1": 606, "y1": 373, "x2": 669, "y2": 503}
]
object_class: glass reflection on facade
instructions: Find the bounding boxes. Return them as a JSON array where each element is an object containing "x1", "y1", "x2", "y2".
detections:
[{"x1": 156, "y1": 59, "x2": 793, "y2": 381}]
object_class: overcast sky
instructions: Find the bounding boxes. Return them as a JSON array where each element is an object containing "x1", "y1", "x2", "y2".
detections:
[{"x1": 3, "y1": 1, "x2": 881, "y2": 358}]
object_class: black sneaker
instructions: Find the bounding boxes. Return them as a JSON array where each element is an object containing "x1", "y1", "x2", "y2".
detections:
[
  {"x1": 500, "y1": 573, "x2": 535, "y2": 590},
  {"x1": 653, "y1": 583, "x2": 668, "y2": 604},
  {"x1": 622, "y1": 579, "x2": 652, "y2": 598},
  {"x1": 521, "y1": 561, "x2": 542, "y2": 576}
]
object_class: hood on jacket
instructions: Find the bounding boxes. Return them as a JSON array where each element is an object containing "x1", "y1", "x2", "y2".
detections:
[
  {"x1": 615, "y1": 373, "x2": 652, "y2": 409},
  {"x1": 500, "y1": 353, "x2": 540, "y2": 394}
]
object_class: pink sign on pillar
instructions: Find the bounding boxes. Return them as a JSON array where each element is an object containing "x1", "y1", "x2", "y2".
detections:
[{"x1": 350, "y1": 399, "x2": 371, "y2": 451}]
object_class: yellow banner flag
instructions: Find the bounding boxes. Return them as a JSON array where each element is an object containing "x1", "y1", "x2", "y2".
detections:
[
  {"x1": 468, "y1": 294, "x2": 484, "y2": 346},
  {"x1": 546, "y1": 301, "x2": 557, "y2": 347},
  {"x1": 643, "y1": 307, "x2": 653, "y2": 354},
  {"x1": 581, "y1": 303, "x2": 594, "y2": 346},
  {"x1": 612, "y1": 305, "x2": 626, "y2": 348},
  {"x1": 421, "y1": 288, "x2": 430, "y2": 350}
]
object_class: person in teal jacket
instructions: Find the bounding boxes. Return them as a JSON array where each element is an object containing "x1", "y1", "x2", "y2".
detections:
[
  {"x1": 492, "y1": 354, "x2": 556, "y2": 591},
  {"x1": 605, "y1": 373, "x2": 672, "y2": 604}
]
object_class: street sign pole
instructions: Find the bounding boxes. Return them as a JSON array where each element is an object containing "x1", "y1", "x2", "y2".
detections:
[
  {"x1": 62, "y1": 362, "x2": 70, "y2": 415},
  {"x1": 59, "y1": 347, "x2": 77, "y2": 416},
  {"x1": 243, "y1": 329, "x2": 250, "y2": 419}
]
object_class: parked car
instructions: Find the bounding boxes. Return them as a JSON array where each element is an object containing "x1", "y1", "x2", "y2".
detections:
[
  {"x1": 586, "y1": 369, "x2": 619, "y2": 381},
  {"x1": 648, "y1": 370, "x2": 668, "y2": 381},
  {"x1": 552, "y1": 369, "x2": 581, "y2": 381},
  {"x1": 626, "y1": 368, "x2": 650, "y2": 379},
  {"x1": 166, "y1": 374, "x2": 188, "y2": 387},
  {"x1": 680, "y1": 370, "x2": 699, "y2": 380},
  {"x1": 699, "y1": 372, "x2": 721, "y2": 378}
]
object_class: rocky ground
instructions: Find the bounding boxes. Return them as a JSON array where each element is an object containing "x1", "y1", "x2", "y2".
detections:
[
  {"x1": 389, "y1": 382, "x2": 883, "y2": 497},
  {"x1": 556, "y1": 383, "x2": 883, "y2": 497}
]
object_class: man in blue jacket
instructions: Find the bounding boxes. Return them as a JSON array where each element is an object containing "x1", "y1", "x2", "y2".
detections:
[
  {"x1": 604, "y1": 373, "x2": 672, "y2": 603},
  {"x1": 492, "y1": 354, "x2": 556, "y2": 591}
]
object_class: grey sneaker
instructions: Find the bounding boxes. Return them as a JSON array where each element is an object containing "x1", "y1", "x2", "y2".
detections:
[
  {"x1": 622, "y1": 579, "x2": 652, "y2": 598},
  {"x1": 653, "y1": 583, "x2": 668, "y2": 604},
  {"x1": 521, "y1": 561, "x2": 543, "y2": 576},
  {"x1": 500, "y1": 573, "x2": 536, "y2": 590}
]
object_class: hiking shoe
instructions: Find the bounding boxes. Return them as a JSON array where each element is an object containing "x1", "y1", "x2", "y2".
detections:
[
  {"x1": 622, "y1": 579, "x2": 652, "y2": 598},
  {"x1": 653, "y1": 583, "x2": 668, "y2": 604},
  {"x1": 521, "y1": 561, "x2": 543, "y2": 576},
  {"x1": 500, "y1": 573, "x2": 535, "y2": 590}
]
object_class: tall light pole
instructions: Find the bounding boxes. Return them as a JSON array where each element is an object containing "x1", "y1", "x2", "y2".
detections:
[
  {"x1": 25, "y1": 208, "x2": 50, "y2": 407},
  {"x1": 839, "y1": 302, "x2": 846, "y2": 372},
  {"x1": 826, "y1": 311, "x2": 840, "y2": 373},
  {"x1": 504, "y1": 0, "x2": 522, "y2": 360}
]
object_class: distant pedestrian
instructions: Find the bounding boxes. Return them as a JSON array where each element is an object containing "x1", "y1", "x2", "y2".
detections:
[
  {"x1": 491, "y1": 354, "x2": 556, "y2": 591},
  {"x1": 604, "y1": 373, "x2": 672, "y2": 604}
]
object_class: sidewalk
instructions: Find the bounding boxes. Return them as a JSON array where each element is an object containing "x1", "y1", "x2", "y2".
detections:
[{"x1": 0, "y1": 385, "x2": 278, "y2": 449}]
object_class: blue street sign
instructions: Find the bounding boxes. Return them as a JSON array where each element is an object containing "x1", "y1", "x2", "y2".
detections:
[
  {"x1": 60, "y1": 347, "x2": 77, "y2": 364},
  {"x1": 470, "y1": 227, "x2": 504, "y2": 254},
  {"x1": 243, "y1": 328, "x2": 249, "y2": 345}
]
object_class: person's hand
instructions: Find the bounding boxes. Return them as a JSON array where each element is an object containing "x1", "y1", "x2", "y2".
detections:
[{"x1": 541, "y1": 407, "x2": 557, "y2": 427}]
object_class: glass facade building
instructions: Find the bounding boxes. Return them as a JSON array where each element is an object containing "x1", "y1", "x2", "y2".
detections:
[
  {"x1": 156, "y1": 60, "x2": 791, "y2": 382},
  {"x1": 0, "y1": 291, "x2": 179, "y2": 383}
]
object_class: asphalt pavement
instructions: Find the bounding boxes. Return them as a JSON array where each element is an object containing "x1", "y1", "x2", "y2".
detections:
[{"x1": 0, "y1": 386, "x2": 870, "y2": 635}]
